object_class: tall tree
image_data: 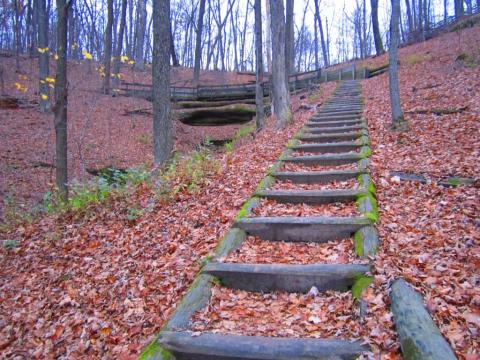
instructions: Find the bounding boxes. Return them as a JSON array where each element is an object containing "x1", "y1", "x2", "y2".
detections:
[
  {"x1": 285, "y1": 0, "x2": 294, "y2": 75},
  {"x1": 405, "y1": 0, "x2": 414, "y2": 39},
  {"x1": 152, "y1": 0, "x2": 172, "y2": 164},
  {"x1": 37, "y1": 0, "x2": 49, "y2": 111},
  {"x1": 112, "y1": 0, "x2": 127, "y2": 88},
  {"x1": 264, "y1": 0, "x2": 273, "y2": 72},
  {"x1": 454, "y1": 0, "x2": 464, "y2": 18},
  {"x1": 313, "y1": 0, "x2": 329, "y2": 67},
  {"x1": 170, "y1": 23, "x2": 179, "y2": 66},
  {"x1": 371, "y1": 0, "x2": 384, "y2": 55},
  {"x1": 193, "y1": 0, "x2": 206, "y2": 86},
  {"x1": 389, "y1": 0, "x2": 405, "y2": 129},
  {"x1": 54, "y1": 0, "x2": 69, "y2": 200},
  {"x1": 269, "y1": 0, "x2": 291, "y2": 129},
  {"x1": 254, "y1": 0, "x2": 264, "y2": 130},
  {"x1": 102, "y1": 0, "x2": 113, "y2": 94},
  {"x1": 134, "y1": 0, "x2": 147, "y2": 70}
]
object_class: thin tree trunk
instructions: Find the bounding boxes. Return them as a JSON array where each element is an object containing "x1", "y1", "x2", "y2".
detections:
[
  {"x1": 454, "y1": 0, "x2": 464, "y2": 17},
  {"x1": 112, "y1": 0, "x2": 127, "y2": 88},
  {"x1": 54, "y1": 0, "x2": 69, "y2": 200},
  {"x1": 269, "y1": 0, "x2": 291, "y2": 129},
  {"x1": 313, "y1": 0, "x2": 329, "y2": 67},
  {"x1": 193, "y1": 0, "x2": 206, "y2": 86},
  {"x1": 443, "y1": 0, "x2": 448, "y2": 21},
  {"x1": 152, "y1": 0, "x2": 172, "y2": 164},
  {"x1": 170, "y1": 22, "x2": 179, "y2": 66},
  {"x1": 371, "y1": 0, "x2": 384, "y2": 55},
  {"x1": 134, "y1": 0, "x2": 147, "y2": 70},
  {"x1": 264, "y1": 0, "x2": 272, "y2": 72},
  {"x1": 285, "y1": 0, "x2": 294, "y2": 75},
  {"x1": 38, "y1": 0, "x2": 49, "y2": 111},
  {"x1": 405, "y1": 0, "x2": 414, "y2": 39},
  {"x1": 103, "y1": 0, "x2": 113, "y2": 94},
  {"x1": 389, "y1": 0, "x2": 404, "y2": 129},
  {"x1": 254, "y1": 0, "x2": 264, "y2": 130},
  {"x1": 14, "y1": 0, "x2": 21, "y2": 71}
]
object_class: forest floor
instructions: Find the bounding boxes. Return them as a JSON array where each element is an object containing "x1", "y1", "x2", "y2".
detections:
[
  {"x1": 0, "y1": 23, "x2": 479, "y2": 360},
  {"x1": 0, "y1": 58, "x2": 256, "y2": 221}
]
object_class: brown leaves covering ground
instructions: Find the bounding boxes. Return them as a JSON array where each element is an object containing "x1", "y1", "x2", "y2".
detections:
[
  {"x1": 269, "y1": 178, "x2": 359, "y2": 191},
  {"x1": 250, "y1": 198, "x2": 360, "y2": 217},
  {"x1": 0, "y1": 57, "x2": 257, "y2": 221},
  {"x1": 0, "y1": 74, "x2": 337, "y2": 358},
  {"x1": 225, "y1": 235, "x2": 362, "y2": 265},
  {"x1": 362, "y1": 25, "x2": 480, "y2": 359}
]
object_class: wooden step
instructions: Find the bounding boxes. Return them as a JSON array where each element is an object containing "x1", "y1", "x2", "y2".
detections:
[
  {"x1": 283, "y1": 153, "x2": 362, "y2": 166},
  {"x1": 234, "y1": 216, "x2": 372, "y2": 242},
  {"x1": 305, "y1": 119, "x2": 364, "y2": 127},
  {"x1": 272, "y1": 169, "x2": 365, "y2": 184},
  {"x1": 159, "y1": 331, "x2": 368, "y2": 360},
  {"x1": 299, "y1": 132, "x2": 362, "y2": 143},
  {"x1": 315, "y1": 110, "x2": 361, "y2": 116},
  {"x1": 203, "y1": 262, "x2": 370, "y2": 293},
  {"x1": 291, "y1": 141, "x2": 362, "y2": 153},
  {"x1": 311, "y1": 114, "x2": 361, "y2": 121},
  {"x1": 256, "y1": 189, "x2": 362, "y2": 204},
  {"x1": 306, "y1": 125, "x2": 365, "y2": 134}
]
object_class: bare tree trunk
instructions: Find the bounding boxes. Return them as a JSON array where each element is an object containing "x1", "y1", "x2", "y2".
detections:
[
  {"x1": 443, "y1": 0, "x2": 448, "y2": 21},
  {"x1": 371, "y1": 0, "x2": 384, "y2": 55},
  {"x1": 269, "y1": 0, "x2": 291, "y2": 129},
  {"x1": 389, "y1": 0, "x2": 404, "y2": 129},
  {"x1": 170, "y1": 23, "x2": 179, "y2": 66},
  {"x1": 405, "y1": 0, "x2": 414, "y2": 39},
  {"x1": 54, "y1": 0, "x2": 69, "y2": 201},
  {"x1": 264, "y1": 0, "x2": 272, "y2": 72},
  {"x1": 38, "y1": 0, "x2": 49, "y2": 111},
  {"x1": 14, "y1": 0, "x2": 22, "y2": 71},
  {"x1": 102, "y1": 0, "x2": 113, "y2": 94},
  {"x1": 285, "y1": 0, "x2": 294, "y2": 75},
  {"x1": 152, "y1": 0, "x2": 172, "y2": 165},
  {"x1": 313, "y1": 0, "x2": 329, "y2": 67},
  {"x1": 254, "y1": 0, "x2": 264, "y2": 130},
  {"x1": 313, "y1": 3, "x2": 319, "y2": 69},
  {"x1": 193, "y1": 0, "x2": 206, "y2": 86},
  {"x1": 134, "y1": 0, "x2": 147, "y2": 70},
  {"x1": 112, "y1": 0, "x2": 127, "y2": 88},
  {"x1": 454, "y1": 0, "x2": 464, "y2": 18}
]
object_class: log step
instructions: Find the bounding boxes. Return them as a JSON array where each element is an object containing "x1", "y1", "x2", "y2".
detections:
[
  {"x1": 305, "y1": 119, "x2": 364, "y2": 127},
  {"x1": 291, "y1": 141, "x2": 362, "y2": 153},
  {"x1": 159, "y1": 331, "x2": 368, "y2": 360},
  {"x1": 311, "y1": 114, "x2": 361, "y2": 121},
  {"x1": 283, "y1": 153, "x2": 362, "y2": 165},
  {"x1": 306, "y1": 125, "x2": 365, "y2": 134},
  {"x1": 299, "y1": 132, "x2": 363, "y2": 142},
  {"x1": 203, "y1": 262, "x2": 370, "y2": 293},
  {"x1": 256, "y1": 189, "x2": 362, "y2": 204},
  {"x1": 272, "y1": 169, "x2": 365, "y2": 183},
  {"x1": 234, "y1": 216, "x2": 372, "y2": 242}
]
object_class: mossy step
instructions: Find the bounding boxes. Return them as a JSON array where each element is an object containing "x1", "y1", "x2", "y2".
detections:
[
  {"x1": 234, "y1": 216, "x2": 372, "y2": 242},
  {"x1": 272, "y1": 169, "x2": 365, "y2": 183},
  {"x1": 299, "y1": 132, "x2": 363, "y2": 143},
  {"x1": 291, "y1": 141, "x2": 362, "y2": 153},
  {"x1": 305, "y1": 119, "x2": 364, "y2": 127},
  {"x1": 256, "y1": 189, "x2": 362, "y2": 204},
  {"x1": 306, "y1": 125, "x2": 365, "y2": 134},
  {"x1": 311, "y1": 114, "x2": 362, "y2": 121},
  {"x1": 158, "y1": 331, "x2": 368, "y2": 360},
  {"x1": 203, "y1": 262, "x2": 371, "y2": 293},
  {"x1": 283, "y1": 153, "x2": 363, "y2": 166}
]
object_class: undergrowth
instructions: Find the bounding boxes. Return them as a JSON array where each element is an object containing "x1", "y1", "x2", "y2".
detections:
[{"x1": 223, "y1": 124, "x2": 255, "y2": 153}]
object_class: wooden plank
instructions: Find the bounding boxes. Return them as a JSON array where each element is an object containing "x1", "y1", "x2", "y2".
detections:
[
  {"x1": 305, "y1": 119, "x2": 364, "y2": 127},
  {"x1": 306, "y1": 125, "x2": 365, "y2": 134},
  {"x1": 391, "y1": 279, "x2": 457, "y2": 360},
  {"x1": 291, "y1": 141, "x2": 362, "y2": 153},
  {"x1": 203, "y1": 262, "x2": 371, "y2": 293},
  {"x1": 256, "y1": 189, "x2": 362, "y2": 204},
  {"x1": 283, "y1": 153, "x2": 362, "y2": 165},
  {"x1": 159, "y1": 331, "x2": 368, "y2": 360},
  {"x1": 299, "y1": 132, "x2": 363, "y2": 142},
  {"x1": 234, "y1": 216, "x2": 372, "y2": 242},
  {"x1": 272, "y1": 169, "x2": 365, "y2": 184}
]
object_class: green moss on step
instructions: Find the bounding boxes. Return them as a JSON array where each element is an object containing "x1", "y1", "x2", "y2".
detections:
[
  {"x1": 256, "y1": 175, "x2": 276, "y2": 192},
  {"x1": 235, "y1": 197, "x2": 259, "y2": 221},
  {"x1": 358, "y1": 135, "x2": 370, "y2": 146},
  {"x1": 357, "y1": 174, "x2": 376, "y2": 194},
  {"x1": 356, "y1": 192, "x2": 379, "y2": 222},
  {"x1": 359, "y1": 146, "x2": 372, "y2": 159},
  {"x1": 352, "y1": 276, "x2": 374, "y2": 300},
  {"x1": 353, "y1": 230, "x2": 364, "y2": 257},
  {"x1": 286, "y1": 138, "x2": 300, "y2": 148},
  {"x1": 139, "y1": 339, "x2": 174, "y2": 360}
]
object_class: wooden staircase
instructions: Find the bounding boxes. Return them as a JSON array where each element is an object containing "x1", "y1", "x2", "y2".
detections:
[{"x1": 141, "y1": 81, "x2": 379, "y2": 360}]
